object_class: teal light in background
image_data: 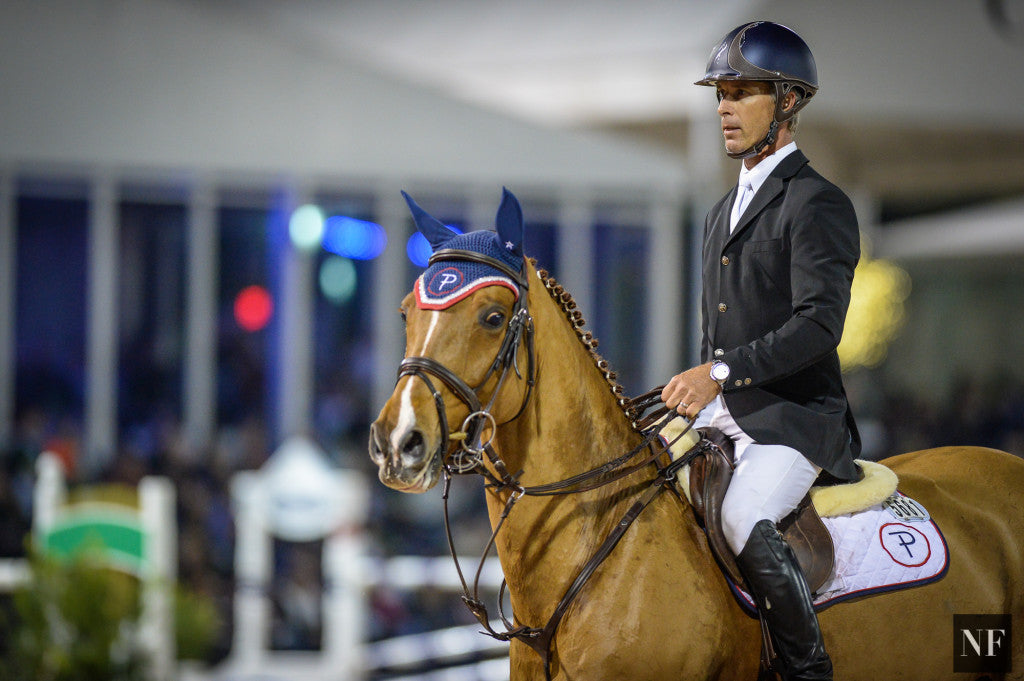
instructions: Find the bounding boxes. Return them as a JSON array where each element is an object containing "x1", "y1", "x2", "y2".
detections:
[
  {"x1": 289, "y1": 204, "x2": 325, "y2": 252},
  {"x1": 319, "y1": 256, "x2": 358, "y2": 304}
]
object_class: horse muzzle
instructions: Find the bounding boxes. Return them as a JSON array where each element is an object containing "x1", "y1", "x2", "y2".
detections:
[{"x1": 369, "y1": 418, "x2": 444, "y2": 493}]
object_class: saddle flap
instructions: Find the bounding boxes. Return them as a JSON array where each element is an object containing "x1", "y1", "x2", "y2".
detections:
[
  {"x1": 686, "y1": 427, "x2": 834, "y2": 596},
  {"x1": 777, "y1": 496, "x2": 834, "y2": 595},
  {"x1": 689, "y1": 427, "x2": 735, "y2": 520},
  {"x1": 688, "y1": 428, "x2": 745, "y2": 587}
]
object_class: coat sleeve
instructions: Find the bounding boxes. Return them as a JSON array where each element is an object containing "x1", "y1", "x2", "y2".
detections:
[{"x1": 719, "y1": 183, "x2": 860, "y2": 389}]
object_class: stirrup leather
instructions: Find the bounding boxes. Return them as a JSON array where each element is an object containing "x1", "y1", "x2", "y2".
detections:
[{"x1": 686, "y1": 427, "x2": 834, "y2": 595}]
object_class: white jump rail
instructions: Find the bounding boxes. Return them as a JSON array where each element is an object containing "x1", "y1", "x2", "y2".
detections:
[{"x1": 0, "y1": 558, "x2": 30, "y2": 590}]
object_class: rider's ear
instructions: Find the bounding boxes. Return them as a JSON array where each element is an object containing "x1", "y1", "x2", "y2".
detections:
[
  {"x1": 494, "y1": 187, "x2": 524, "y2": 258},
  {"x1": 402, "y1": 190, "x2": 459, "y2": 250}
]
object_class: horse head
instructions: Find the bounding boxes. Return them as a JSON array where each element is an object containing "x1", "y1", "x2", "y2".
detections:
[{"x1": 369, "y1": 188, "x2": 534, "y2": 492}]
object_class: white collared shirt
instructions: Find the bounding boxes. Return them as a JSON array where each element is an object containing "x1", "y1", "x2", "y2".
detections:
[{"x1": 730, "y1": 142, "x2": 798, "y2": 232}]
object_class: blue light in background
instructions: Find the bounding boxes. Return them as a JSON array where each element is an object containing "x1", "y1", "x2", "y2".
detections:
[
  {"x1": 322, "y1": 216, "x2": 387, "y2": 260},
  {"x1": 406, "y1": 225, "x2": 463, "y2": 267},
  {"x1": 406, "y1": 232, "x2": 432, "y2": 267}
]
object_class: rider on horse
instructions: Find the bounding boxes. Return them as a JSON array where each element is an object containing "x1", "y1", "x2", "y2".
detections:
[{"x1": 662, "y1": 21, "x2": 861, "y2": 681}]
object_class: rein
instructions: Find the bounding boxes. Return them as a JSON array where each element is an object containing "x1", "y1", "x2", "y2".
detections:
[
  {"x1": 397, "y1": 251, "x2": 700, "y2": 679},
  {"x1": 443, "y1": 403, "x2": 701, "y2": 681}
]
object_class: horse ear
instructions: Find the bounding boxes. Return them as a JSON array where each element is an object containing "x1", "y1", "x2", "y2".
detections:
[
  {"x1": 494, "y1": 187, "x2": 524, "y2": 258},
  {"x1": 401, "y1": 191, "x2": 459, "y2": 250}
]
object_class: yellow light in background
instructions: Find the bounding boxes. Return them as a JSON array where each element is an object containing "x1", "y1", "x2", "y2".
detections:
[{"x1": 839, "y1": 239, "x2": 911, "y2": 371}]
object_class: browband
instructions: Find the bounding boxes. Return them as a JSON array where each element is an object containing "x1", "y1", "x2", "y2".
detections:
[{"x1": 429, "y1": 248, "x2": 529, "y2": 290}]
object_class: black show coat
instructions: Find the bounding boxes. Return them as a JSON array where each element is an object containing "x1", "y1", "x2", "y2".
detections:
[{"x1": 701, "y1": 149, "x2": 861, "y2": 480}]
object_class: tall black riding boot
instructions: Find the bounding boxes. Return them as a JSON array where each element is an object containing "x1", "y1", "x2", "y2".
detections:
[{"x1": 735, "y1": 519, "x2": 833, "y2": 681}]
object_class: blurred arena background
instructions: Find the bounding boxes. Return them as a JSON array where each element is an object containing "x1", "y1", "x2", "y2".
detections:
[{"x1": 0, "y1": 1, "x2": 1022, "y2": 679}]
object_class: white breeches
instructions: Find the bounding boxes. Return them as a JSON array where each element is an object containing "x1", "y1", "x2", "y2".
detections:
[{"x1": 695, "y1": 397, "x2": 821, "y2": 555}]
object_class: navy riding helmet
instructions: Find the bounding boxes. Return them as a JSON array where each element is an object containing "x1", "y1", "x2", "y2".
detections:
[{"x1": 696, "y1": 21, "x2": 818, "y2": 159}]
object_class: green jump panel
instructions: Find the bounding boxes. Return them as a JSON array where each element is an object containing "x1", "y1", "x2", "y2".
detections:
[{"x1": 41, "y1": 505, "x2": 146, "y2": 575}]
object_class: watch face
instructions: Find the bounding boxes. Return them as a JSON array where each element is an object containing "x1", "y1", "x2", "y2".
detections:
[{"x1": 712, "y1": 362, "x2": 730, "y2": 380}]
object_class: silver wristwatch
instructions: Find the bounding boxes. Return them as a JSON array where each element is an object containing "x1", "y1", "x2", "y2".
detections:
[{"x1": 710, "y1": 360, "x2": 731, "y2": 388}]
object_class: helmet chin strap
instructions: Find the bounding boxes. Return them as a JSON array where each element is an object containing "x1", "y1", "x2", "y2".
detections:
[{"x1": 727, "y1": 119, "x2": 778, "y2": 160}]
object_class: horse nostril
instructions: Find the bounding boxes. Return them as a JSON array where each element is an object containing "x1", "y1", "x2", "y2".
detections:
[
  {"x1": 369, "y1": 423, "x2": 388, "y2": 464},
  {"x1": 398, "y1": 429, "x2": 426, "y2": 462}
]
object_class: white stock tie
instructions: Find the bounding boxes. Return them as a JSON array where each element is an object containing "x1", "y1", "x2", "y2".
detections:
[{"x1": 730, "y1": 179, "x2": 753, "y2": 233}]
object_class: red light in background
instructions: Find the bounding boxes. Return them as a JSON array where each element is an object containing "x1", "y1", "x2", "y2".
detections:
[{"x1": 234, "y1": 285, "x2": 273, "y2": 332}]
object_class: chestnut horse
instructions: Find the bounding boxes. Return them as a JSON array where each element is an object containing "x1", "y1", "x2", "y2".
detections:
[{"x1": 369, "y1": 189, "x2": 1024, "y2": 680}]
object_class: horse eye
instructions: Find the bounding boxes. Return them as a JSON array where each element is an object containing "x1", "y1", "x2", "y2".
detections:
[
  {"x1": 399, "y1": 308, "x2": 407, "y2": 323},
  {"x1": 482, "y1": 310, "x2": 506, "y2": 329}
]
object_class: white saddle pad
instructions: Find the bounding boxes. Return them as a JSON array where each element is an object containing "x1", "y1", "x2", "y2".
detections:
[{"x1": 731, "y1": 492, "x2": 949, "y2": 614}]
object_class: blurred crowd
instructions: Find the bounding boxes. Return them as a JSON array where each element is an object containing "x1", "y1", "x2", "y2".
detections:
[
  {"x1": 844, "y1": 370, "x2": 1024, "y2": 461},
  {"x1": 0, "y1": 370, "x2": 1021, "y2": 667}
]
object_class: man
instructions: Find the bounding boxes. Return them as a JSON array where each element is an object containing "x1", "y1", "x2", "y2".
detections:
[{"x1": 661, "y1": 21, "x2": 861, "y2": 681}]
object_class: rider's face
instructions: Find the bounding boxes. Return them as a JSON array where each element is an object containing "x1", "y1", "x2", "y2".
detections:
[{"x1": 715, "y1": 80, "x2": 775, "y2": 157}]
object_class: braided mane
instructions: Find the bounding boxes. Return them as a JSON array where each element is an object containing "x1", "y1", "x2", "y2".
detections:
[{"x1": 533, "y1": 261, "x2": 640, "y2": 429}]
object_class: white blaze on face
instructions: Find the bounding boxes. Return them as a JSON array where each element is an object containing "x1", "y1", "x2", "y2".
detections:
[{"x1": 391, "y1": 310, "x2": 441, "y2": 453}]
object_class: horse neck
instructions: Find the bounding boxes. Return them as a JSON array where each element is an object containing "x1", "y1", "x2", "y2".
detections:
[
  {"x1": 498, "y1": 272, "x2": 641, "y2": 485},
  {"x1": 483, "y1": 274, "x2": 666, "y2": 602},
  {"x1": 478, "y1": 271, "x2": 735, "y2": 663}
]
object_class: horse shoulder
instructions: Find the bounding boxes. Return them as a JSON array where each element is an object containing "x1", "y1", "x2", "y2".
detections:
[{"x1": 544, "y1": 493, "x2": 759, "y2": 680}]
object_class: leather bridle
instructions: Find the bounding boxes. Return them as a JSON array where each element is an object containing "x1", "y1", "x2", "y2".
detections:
[
  {"x1": 397, "y1": 248, "x2": 536, "y2": 481},
  {"x1": 394, "y1": 250, "x2": 702, "y2": 680}
]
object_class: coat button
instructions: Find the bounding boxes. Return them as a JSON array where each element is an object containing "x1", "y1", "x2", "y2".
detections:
[
  {"x1": 718, "y1": 303, "x2": 728, "y2": 313},
  {"x1": 714, "y1": 348, "x2": 724, "y2": 357},
  {"x1": 721, "y1": 256, "x2": 730, "y2": 266}
]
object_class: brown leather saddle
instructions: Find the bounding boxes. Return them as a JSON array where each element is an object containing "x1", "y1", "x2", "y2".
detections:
[{"x1": 688, "y1": 427, "x2": 839, "y2": 595}]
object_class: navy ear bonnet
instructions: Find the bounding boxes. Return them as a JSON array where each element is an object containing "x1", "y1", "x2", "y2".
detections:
[{"x1": 403, "y1": 189, "x2": 525, "y2": 310}]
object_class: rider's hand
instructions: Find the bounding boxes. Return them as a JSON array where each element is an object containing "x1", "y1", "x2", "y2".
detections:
[{"x1": 661, "y1": 362, "x2": 719, "y2": 420}]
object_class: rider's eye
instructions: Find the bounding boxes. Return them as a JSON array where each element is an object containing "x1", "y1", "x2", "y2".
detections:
[{"x1": 482, "y1": 310, "x2": 506, "y2": 329}]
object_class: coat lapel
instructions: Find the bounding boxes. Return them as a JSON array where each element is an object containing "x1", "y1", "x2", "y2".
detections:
[
  {"x1": 706, "y1": 150, "x2": 809, "y2": 345},
  {"x1": 723, "y1": 150, "x2": 809, "y2": 249},
  {"x1": 706, "y1": 186, "x2": 737, "y2": 254}
]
